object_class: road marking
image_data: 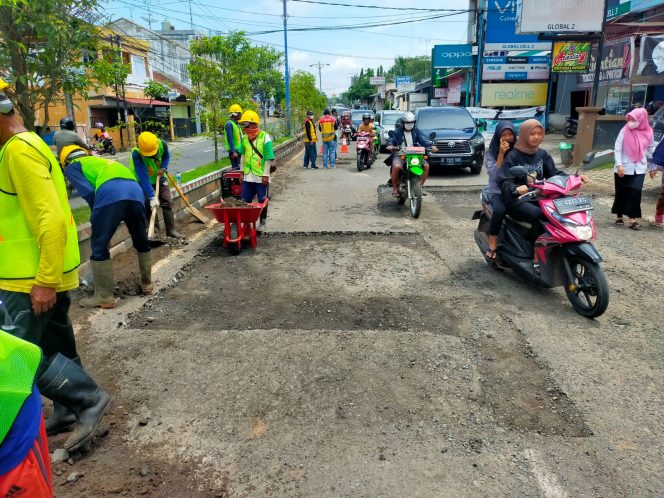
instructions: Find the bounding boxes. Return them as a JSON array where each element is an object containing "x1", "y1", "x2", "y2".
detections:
[{"x1": 523, "y1": 449, "x2": 565, "y2": 498}]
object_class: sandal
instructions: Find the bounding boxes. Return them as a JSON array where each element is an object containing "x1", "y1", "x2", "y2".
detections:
[
  {"x1": 392, "y1": 192, "x2": 401, "y2": 198},
  {"x1": 629, "y1": 221, "x2": 642, "y2": 230},
  {"x1": 485, "y1": 248, "x2": 497, "y2": 260},
  {"x1": 615, "y1": 218, "x2": 624, "y2": 225}
]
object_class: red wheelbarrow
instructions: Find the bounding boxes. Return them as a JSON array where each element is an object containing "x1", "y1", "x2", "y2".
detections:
[{"x1": 206, "y1": 199, "x2": 268, "y2": 254}]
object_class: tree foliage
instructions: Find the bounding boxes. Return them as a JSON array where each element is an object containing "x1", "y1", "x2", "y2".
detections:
[
  {"x1": 0, "y1": 0, "x2": 101, "y2": 131},
  {"x1": 287, "y1": 70, "x2": 327, "y2": 127},
  {"x1": 143, "y1": 80, "x2": 170, "y2": 102}
]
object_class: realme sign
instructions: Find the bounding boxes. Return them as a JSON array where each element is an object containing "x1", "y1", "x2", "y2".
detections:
[{"x1": 481, "y1": 83, "x2": 548, "y2": 107}]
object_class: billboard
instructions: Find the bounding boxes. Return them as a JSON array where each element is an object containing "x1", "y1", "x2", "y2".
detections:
[
  {"x1": 485, "y1": 0, "x2": 551, "y2": 51},
  {"x1": 637, "y1": 35, "x2": 664, "y2": 76},
  {"x1": 577, "y1": 36, "x2": 634, "y2": 88},
  {"x1": 482, "y1": 51, "x2": 550, "y2": 81},
  {"x1": 369, "y1": 76, "x2": 385, "y2": 85},
  {"x1": 396, "y1": 76, "x2": 415, "y2": 92},
  {"x1": 551, "y1": 42, "x2": 592, "y2": 73},
  {"x1": 481, "y1": 82, "x2": 548, "y2": 106},
  {"x1": 517, "y1": 0, "x2": 606, "y2": 34},
  {"x1": 432, "y1": 44, "x2": 474, "y2": 68}
]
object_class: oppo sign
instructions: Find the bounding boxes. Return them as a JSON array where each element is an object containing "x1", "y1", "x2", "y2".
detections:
[{"x1": 433, "y1": 44, "x2": 474, "y2": 68}]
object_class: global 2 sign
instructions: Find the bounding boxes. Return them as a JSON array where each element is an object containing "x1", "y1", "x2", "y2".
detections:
[{"x1": 432, "y1": 44, "x2": 474, "y2": 68}]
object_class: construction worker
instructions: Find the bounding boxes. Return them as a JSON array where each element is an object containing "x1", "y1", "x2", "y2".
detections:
[
  {"x1": 53, "y1": 117, "x2": 90, "y2": 157},
  {"x1": 318, "y1": 109, "x2": 338, "y2": 169},
  {"x1": 0, "y1": 331, "x2": 53, "y2": 497},
  {"x1": 303, "y1": 110, "x2": 318, "y2": 169},
  {"x1": 237, "y1": 110, "x2": 276, "y2": 231},
  {"x1": 131, "y1": 131, "x2": 185, "y2": 239},
  {"x1": 60, "y1": 146, "x2": 153, "y2": 309},
  {"x1": 225, "y1": 104, "x2": 243, "y2": 170},
  {"x1": 0, "y1": 77, "x2": 111, "y2": 452}
]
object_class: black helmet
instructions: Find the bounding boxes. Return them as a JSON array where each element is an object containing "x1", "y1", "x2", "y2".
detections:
[
  {"x1": 362, "y1": 112, "x2": 371, "y2": 120},
  {"x1": 60, "y1": 117, "x2": 75, "y2": 131},
  {"x1": 323, "y1": 108, "x2": 330, "y2": 115}
]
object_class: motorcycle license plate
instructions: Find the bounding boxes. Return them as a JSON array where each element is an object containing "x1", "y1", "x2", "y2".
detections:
[
  {"x1": 444, "y1": 157, "x2": 462, "y2": 164},
  {"x1": 554, "y1": 195, "x2": 593, "y2": 214}
]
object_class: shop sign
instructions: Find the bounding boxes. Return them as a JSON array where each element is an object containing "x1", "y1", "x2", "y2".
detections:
[
  {"x1": 637, "y1": 35, "x2": 664, "y2": 76},
  {"x1": 551, "y1": 42, "x2": 592, "y2": 73},
  {"x1": 482, "y1": 64, "x2": 550, "y2": 81},
  {"x1": 486, "y1": 0, "x2": 543, "y2": 45},
  {"x1": 434, "y1": 88, "x2": 447, "y2": 98},
  {"x1": 518, "y1": 0, "x2": 605, "y2": 34},
  {"x1": 432, "y1": 44, "x2": 474, "y2": 68},
  {"x1": 606, "y1": 0, "x2": 631, "y2": 19},
  {"x1": 577, "y1": 36, "x2": 634, "y2": 88},
  {"x1": 369, "y1": 76, "x2": 385, "y2": 85},
  {"x1": 481, "y1": 82, "x2": 549, "y2": 107}
]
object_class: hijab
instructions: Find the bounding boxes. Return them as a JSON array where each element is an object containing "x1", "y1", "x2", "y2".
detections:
[
  {"x1": 514, "y1": 119, "x2": 544, "y2": 155},
  {"x1": 622, "y1": 107, "x2": 653, "y2": 162},
  {"x1": 488, "y1": 120, "x2": 516, "y2": 158}
]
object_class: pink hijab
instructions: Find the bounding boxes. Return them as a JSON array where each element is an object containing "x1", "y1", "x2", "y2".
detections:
[{"x1": 622, "y1": 108, "x2": 653, "y2": 162}]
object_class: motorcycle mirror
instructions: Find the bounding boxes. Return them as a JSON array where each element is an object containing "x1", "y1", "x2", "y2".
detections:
[
  {"x1": 582, "y1": 151, "x2": 596, "y2": 168},
  {"x1": 429, "y1": 132, "x2": 436, "y2": 140},
  {"x1": 388, "y1": 130, "x2": 395, "y2": 138},
  {"x1": 508, "y1": 166, "x2": 528, "y2": 178}
]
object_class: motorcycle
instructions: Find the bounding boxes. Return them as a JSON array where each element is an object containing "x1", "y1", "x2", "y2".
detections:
[
  {"x1": 90, "y1": 136, "x2": 116, "y2": 156},
  {"x1": 356, "y1": 131, "x2": 375, "y2": 172},
  {"x1": 341, "y1": 123, "x2": 354, "y2": 143},
  {"x1": 563, "y1": 117, "x2": 578, "y2": 138},
  {"x1": 472, "y1": 152, "x2": 609, "y2": 318}
]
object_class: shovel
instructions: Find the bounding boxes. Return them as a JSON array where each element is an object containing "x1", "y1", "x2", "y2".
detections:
[
  {"x1": 147, "y1": 174, "x2": 166, "y2": 247},
  {"x1": 165, "y1": 171, "x2": 209, "y2": 223}
]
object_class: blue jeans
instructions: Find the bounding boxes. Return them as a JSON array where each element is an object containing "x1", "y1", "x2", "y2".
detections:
[
  {"x1": 242, "y1": 181, "x2": 269, "y2": 203},
  {"x1": 91, "y1": 200, "x2": 150, "y2": 261},
  {"x1": 322, "y1": 140, "x2": 336, "y2": 168},
  {"x1": 303, "y1": 143, "x2": 317, "y2": 168}
]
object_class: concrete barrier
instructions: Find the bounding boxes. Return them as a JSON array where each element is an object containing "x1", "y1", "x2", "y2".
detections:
[{"x1": 76, "y1": 136, "x2": 301, "y2": 264}]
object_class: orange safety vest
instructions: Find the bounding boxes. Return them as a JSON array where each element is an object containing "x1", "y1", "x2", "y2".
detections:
[{"x1": 318, "y1": 116, "x2": 337, "y2": 142}]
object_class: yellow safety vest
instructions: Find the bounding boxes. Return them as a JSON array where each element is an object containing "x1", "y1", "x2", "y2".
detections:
[
  {"x1": 224, "y1": 119, "x2": 242, "y2": 151},
  {"x1": 242, "y1": 132, "x2": 267, "y2": 177},
  {"x1": 318, "y1": 116, "x2": 337, "y2": 142},
  {"x1": 0, "y1": 132, "x2": 80, "y2": 280},
  {"x1": 130, "y1": 139, "x2": 165, "y2": 183},
  {"x1": 303, "y1": 119, "x2": 317, "y2": 143}
]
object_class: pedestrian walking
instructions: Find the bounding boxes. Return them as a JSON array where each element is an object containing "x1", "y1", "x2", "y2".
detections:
[
  {"x1": 0, "y1": 78, "x2": 111, "y2": 452},
  {"x1": 131, "y1": 131, "x2": 185, "y2": 238},
  {"x1": 612, "y1": 107, "x2": 655, "y2": 230},
  {"x1": 237, "y1": 110, "x2": 276, "y2": 231},
  {"x1": 303, "y1": 110, "x2": 318, "y2": 169},
  {"x1": 60, "y1": 146, "x2": 153, "y2": 308},
  {"x1": 331, "y1": 108, "x2": 341, "y2": 140},
  {"x1": 0, "y1": 332, "x2": 54, "y2": 497},
  {"x1": 318, "y1": 108, "x2": 338, "y2": 168},
  {"x1": 53, "y1": 117, "x2": 90, "y2": 157},
  {"x1": 225, "y1": 104, "x2": 244, "y2": 170},
  {"x1": 648, "y1": 139, "x2": 664, "y2": 228}
]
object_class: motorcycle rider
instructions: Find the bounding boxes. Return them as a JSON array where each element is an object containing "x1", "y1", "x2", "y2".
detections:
[
  {"x1": 53, "y1": 117, "x2": 90, "y2": 157},
  {"x1": 386, "y1": 111, "x2": 437, "y2": 197},
  {"x1": 357, "y1": 112, "x2": 375, "y2": 137},
  {"x1": 93, "y1": 122, "x2": 112, "y2": 152}
]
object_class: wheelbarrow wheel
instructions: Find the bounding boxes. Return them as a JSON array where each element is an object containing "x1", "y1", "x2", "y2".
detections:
[{"x1": 228, "y1": 224, "x2": 241, "y2": 255}]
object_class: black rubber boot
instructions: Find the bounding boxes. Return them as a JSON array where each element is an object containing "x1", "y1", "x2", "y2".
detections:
[
  {"x1": 163, "y1": 210, "x2": 185, "y2": 239},
  {"x1": 44, "y1": 356, "x2": 81, "y2": 435},
  {"x1": 38, "y1": 353, "x2": 111, "y2": 452}
]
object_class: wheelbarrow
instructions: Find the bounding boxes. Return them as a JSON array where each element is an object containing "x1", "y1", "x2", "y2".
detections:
[{"x1": 206, "y1": 199, "x2": 268, "y2": 255}]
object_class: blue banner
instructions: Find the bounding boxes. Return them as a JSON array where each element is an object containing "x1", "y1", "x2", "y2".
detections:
[
  {"x1": 485, "y1": 1, "x2": 541, "y2": 44},
  {"x1": 432, "y1": 44, "x2": 474, "y2": 68}
]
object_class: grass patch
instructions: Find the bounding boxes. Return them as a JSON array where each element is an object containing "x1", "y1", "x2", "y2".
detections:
[
  {"x1": 180, "y1": 158, "x2": 230, "y2": 183},
  {"x1": 72, "y1": 205, "x2": 91, "y2": 225}
]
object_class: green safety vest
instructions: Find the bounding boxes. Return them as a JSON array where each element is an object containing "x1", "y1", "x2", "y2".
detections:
[
  {"x1": 73, "y1": 155, "x2": 138, "y2": 191},
  {"x1": 0, "y1": 132, "x2": 80, "y2": 280},
  {"x1": 242, "y1": 132, "x2": 267, "y2": 177},
  {"x1": 130, "y1": 139, "x2": 164, "y2": 183},
  {"x1": 224, "y1": 119, "x2": 242, "y2": 151},
  {"x1": 0, "y1": 331, "x2": 41, "y2": 445}
]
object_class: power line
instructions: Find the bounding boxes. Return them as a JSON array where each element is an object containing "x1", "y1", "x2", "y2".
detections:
[{"x1": 289, "y1": 0, "x2": 466, "y2": 11}]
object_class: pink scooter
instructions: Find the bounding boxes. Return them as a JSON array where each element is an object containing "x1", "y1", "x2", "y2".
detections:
[
  {"x1": 473, "y1": 152, "x2": 609, "y2": 318},
  {"x1": 356, "y1": 131, "x2": 375, "y2": 172}
]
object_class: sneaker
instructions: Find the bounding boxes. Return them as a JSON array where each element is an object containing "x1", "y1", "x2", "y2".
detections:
[
  {"x1": 649, "y1": 220, "x2": 664, "y2": 229},
  {"x1": 303, "y1": 166, "x2": 309, "y2": 169},
  {"x1": 311, "y1": 166, "x2": 319, "y2": 169}
]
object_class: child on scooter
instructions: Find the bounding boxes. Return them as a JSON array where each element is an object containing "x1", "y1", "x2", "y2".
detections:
[{"x1": 648, "y1": 139, "x2": 664, "y2": 228}]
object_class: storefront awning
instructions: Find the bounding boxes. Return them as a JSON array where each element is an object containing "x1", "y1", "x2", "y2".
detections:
[{"x1": 125, "y1": 97, "x2": 171, "y2": 107}]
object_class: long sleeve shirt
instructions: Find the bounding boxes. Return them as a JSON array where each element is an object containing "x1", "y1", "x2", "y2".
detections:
[
  {"x1": 305, "y1": 120, "x2": 314, "y2": 142},
  {"x1": 0, "y1": 137, "x2": 78, "y2": 293},
  {"x1": 484, "y1": 151, "x2": 504, "y2": 195},
  {"x1": 54, "y1": 129, "x2": 88, "y2": 157},
  {"x1": 614, "y1": 128, "x2": 656, "y2": 175},
  {"x1": 500, "y1": 148, "x2": 565, "y2": 205},
  {"x1": 131, "y1": 140, "x2": 170, "y2": 198},
  {"x1": 225, "y1": 121, "x2": 239, "y2": 153}
]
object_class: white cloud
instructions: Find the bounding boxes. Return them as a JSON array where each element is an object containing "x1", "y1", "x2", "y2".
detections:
[{"x1": 288, "y1": 50, "x2": 311, "y2": 65}]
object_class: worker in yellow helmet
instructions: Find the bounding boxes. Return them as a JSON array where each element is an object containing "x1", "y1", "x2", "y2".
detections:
[
  {"x1": 237, "y1": 109, "x2": 276, "y2": 231},
  {"x1": 130, "y1": 131, "x2": 185, "y2": 239},
  {"x1": 0, "y1": 78, "x2": 111, "y2": 453},
  {"x1": 225, "y1": 104, "x2": 243, "y2": 170}
]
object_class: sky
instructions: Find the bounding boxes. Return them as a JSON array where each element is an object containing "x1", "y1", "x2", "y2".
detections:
[{"x1": 104, "y1": 0, "x2": 473, "y2": 96}]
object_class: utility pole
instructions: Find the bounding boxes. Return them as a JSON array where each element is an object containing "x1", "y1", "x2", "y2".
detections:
[
  {"x1": 591, "y1": 0, "x2": 611, "y2": 107},
  {"x1": 283, "y1": 0, "x2": 291, "y2": 136},
  {"x1": 310, "y1": 61, "x2": 330, "y2": 93},
  {"x1": 188, "y1": 0, "x2": 194, "y2": 31},
  {"x1": 110, "y1": 35, "x2": 124, "y2": 148}
]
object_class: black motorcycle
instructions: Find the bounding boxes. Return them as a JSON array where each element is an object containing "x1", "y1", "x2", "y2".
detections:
[{"x1": 563, "y1": 117, "x2": 578, "y2": 138}]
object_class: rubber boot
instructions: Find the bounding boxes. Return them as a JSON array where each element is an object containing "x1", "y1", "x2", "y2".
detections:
[
  {"x1": 257, "y1": 205, "x2": 268, "y2": 233},
  {"x1": 163, "y1": 210, "x2": 185, "y2": 239},
  {"x1": 45, "y1": 356, "x2": 81, "y2": 435},
  {"x1": 79, "y1": 260, "x2": 116, "y2": 309},
  {"x1": 37, "y1": 353, "x2": 111, "y2": 452},
  {"x1": 138, "y1": 251, "x2": 153, "y2": 295}
]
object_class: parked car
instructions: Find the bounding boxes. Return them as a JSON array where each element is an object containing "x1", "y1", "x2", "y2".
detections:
[
  {"x1": 415, "y1": 106, "x2": 485, "y2": 174},
  {"x1": 374, "y1": 110, "x2": 406, "y2": 152}
]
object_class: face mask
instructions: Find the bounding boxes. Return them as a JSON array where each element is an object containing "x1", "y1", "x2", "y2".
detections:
[
  {"x1": 246, "y1": 126, "x2": 261, "y2": 140},
  {"x1": 404, "y1": 123, "x2": 414, "y2": 131},
  {"x1": 627, "y1": 121, "x2": 639, "y2": 129}
]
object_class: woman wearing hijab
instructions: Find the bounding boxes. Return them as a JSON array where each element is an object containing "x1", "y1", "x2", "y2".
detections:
[
  {"x1": 501, "y1": 119, "x2": 589, "y2": 271},
  {"x1": 612, "y1": 107, "x2": 655, "y2": 230},
  {"x1": 483, "y1": 121, "x2": 516, "y2": 260}
]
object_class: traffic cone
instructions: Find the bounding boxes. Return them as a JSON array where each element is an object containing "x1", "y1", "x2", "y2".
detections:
[
  {"x1": 340, "y1": 136, "x2": 349, "y2": 154},
  {"x1": 319, "y1": 143, "x2": 324, "y2": 154}
]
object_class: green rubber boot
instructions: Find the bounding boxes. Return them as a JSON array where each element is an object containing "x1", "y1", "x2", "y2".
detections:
[
  {"x1": 79, "y1": 260, "x2": 116, "y2": 309},
  {"x1": 138, "y1": 251, "x2": 153, "y2": 295}
]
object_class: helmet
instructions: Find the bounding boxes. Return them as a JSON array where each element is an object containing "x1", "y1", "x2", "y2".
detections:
[
  {"x1": 403, "y1": 112, "x2": 416, "y2": 123},
  {"x1": 60, "y1": 117, "x2": 75, "y2": 131},
  {"x1": 0, "y1": 78, "x2": 12, "y2": 114},
  {"x1": 95, "y1": 122, "x2": 105, "y2": 129},
  {"x1": 239, "y1": 110, "x2": 260, "y2": 126},
  {"x1": 137, "y1": 132, "x2": 160, "y2": 157},
  {"x1": 229, "y1": 104, "x2": 243, "y2": 115},
  {"x1": 395, "y1": 117, "x2": 404, "y2": 129},
  {"x1": 362, "y1": 112, "x2": 371, "y2": 120},
  {"x1": 0, "y1": 78, "x2": 8, "y2": 92},
  {"x1": 60, "y1": 145, "x2": 88, "y2": 166}
]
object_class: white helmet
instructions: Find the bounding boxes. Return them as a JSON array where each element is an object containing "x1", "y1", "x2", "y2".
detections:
[{"x1": 403, "y1": 111, "x2": 416, "y2": 123}]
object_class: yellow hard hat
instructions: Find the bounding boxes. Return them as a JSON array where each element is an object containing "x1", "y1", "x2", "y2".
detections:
[
  {"x1": 229, "y1": 104, "x2": 243, "y2": 114},
  {"x1": 60, "y1": 145, "x2": 88, "y2": 166},
  {"x1": 137, "y1": 132, "x2": 159, "y2": 157},
  {"x1": 239, "y1": 110, "x2": 260, "y2": 126},
  {"x1": 0, "y1": 78, "x2": 8, "y2": 92}
]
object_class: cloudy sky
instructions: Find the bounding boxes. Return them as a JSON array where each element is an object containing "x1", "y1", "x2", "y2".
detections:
[{"x1": 106, "y1": 0, "x2": 473, "y2": 96}]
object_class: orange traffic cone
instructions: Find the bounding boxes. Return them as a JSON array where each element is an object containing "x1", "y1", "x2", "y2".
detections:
[
  {"x1": 319, "y1": 143, "x2": 324, "y2": 154},
  {"x1": 340, "y1": 136, "x2": 349, "y2": 154}
]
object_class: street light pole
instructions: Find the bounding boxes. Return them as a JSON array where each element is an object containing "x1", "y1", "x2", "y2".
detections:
[
  {"x1": 310, "y1": 61, "x2": 330, "y2": 93},
  {"x1": 283, "y1": 0, "x2": 291, "y2": 136},
  {"x1": 591, "y1": 0, "x2": 610, "y2": 107}
]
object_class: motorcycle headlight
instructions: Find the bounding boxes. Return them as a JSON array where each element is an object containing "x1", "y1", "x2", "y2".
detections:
[
  {"x1": 410, "y1": 157, "x2": 421, "y2": 166},
  {"x1": 568, "y1": 225, "x2": 593, "y2": 241}
]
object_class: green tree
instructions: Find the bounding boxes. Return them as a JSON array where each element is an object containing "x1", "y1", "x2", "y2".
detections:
[
  {"x1": 0, "y1": 0, "x2": 101, "y2": 131},
  {"x1": 247, "y1": 46, "x2": 283, "y2": 121},
  {"x1": 288, "y1": 70, "x2": 326, "y2": 127},
  {"x1": 386, "y1": 56, "x2": 430, "y2": 82}
]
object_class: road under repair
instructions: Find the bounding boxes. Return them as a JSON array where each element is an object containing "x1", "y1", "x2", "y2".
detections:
[{"x1": 54, "y1": 145, "x2": 663, "y2": 497}]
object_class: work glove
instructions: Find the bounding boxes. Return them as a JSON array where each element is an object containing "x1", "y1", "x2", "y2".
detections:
[
  {"x1": 149, "y1": 197, "x2": 159, "y2": 209},
  {"x1": 269, "y1": 164, "x2": 277, "y2": 173}
]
